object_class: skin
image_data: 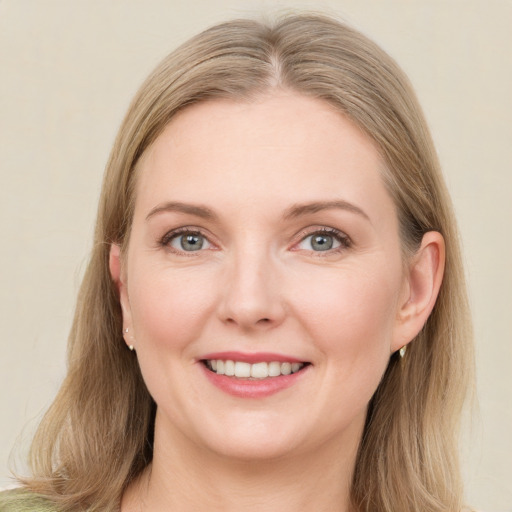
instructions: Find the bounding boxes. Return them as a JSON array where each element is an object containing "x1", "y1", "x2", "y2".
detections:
[{"x1": 110, "y1": 91, "x2": 444, "y2": 512}]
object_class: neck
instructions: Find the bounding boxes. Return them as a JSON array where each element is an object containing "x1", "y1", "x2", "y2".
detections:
[{"x1": 122, "y1": 414, "x2": 362, "y2": 512}]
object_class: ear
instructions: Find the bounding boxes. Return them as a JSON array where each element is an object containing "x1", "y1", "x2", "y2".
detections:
[
  {"x1": 109, "y1": 243, "x2": 133, "y2": 348},
  {"x1": 392, "y1": 231, "x2": 445, "y2": 353}
]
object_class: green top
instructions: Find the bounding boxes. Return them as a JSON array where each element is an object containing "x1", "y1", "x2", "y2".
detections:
[{"x1": 0, "y1": 489, "x2": 57, "y2": 511}]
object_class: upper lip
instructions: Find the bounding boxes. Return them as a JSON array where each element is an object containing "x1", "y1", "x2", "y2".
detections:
[{"x1": 200, "y1": 351, "x2": 307, "y2": 364}]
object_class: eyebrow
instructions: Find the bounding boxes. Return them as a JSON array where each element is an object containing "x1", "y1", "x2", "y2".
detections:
[
  {"x1": 145, "y1": 199, "x2": 370, "y2": 223},
  {"x1": 145, "y1": 201, "x2": 217, "y2": 221},
  {"x1": 282, "y1": 200, "x2": 371, "y2": 222}
]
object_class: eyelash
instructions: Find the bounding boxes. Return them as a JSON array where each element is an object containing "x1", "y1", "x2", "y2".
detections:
[
  {"x1": 293, "y1": 227, "x2": 352, "y2": 256},
  {"x1": 159, "y1": 226, "x2": 352, "y2": 255},
  {"x1": 159, "y1": 227, "x2": 213, "y2": 255}
]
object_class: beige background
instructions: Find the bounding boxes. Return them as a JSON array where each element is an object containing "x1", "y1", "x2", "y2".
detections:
[{"x1": 1, "y1": 1, "x2": 511, "y2": 510}]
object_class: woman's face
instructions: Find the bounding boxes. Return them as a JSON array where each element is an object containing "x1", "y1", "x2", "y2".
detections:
[{"x1": 116, "y1": 92, "x2": 411, "y2": 460}]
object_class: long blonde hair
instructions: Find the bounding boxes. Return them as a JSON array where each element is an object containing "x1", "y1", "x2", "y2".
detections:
[{"x1": 22, "y1": 13, "x2": 473, "y2": 512}]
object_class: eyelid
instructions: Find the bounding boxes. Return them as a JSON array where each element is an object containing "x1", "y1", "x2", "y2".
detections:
[
  {"x1": 158, "y1": 225, "x2": 351, "y2": 255},
  {"x1": 159, "y1": 226, "x2": 218, "y2": 253},
  {"x1": 291, "y1": 226, "x2": 352, "y2": 253}
]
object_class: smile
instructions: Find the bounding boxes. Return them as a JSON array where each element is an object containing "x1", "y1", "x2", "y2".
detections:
[
  {"x1": 203, "y1": 359, "x2": 308, "y2": 379},
  {"x1": 199, "y1": 351, "x2": 312, "y2": 398}
]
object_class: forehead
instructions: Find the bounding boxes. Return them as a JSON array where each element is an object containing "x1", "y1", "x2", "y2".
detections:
[{"x1": 134, "y1": 91, "x2": 395, "y2": 227}]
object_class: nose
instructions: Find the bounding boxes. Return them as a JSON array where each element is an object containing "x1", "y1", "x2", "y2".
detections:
[{"x1": 217, "y1": 247, "x2": 286, "y2": 331}]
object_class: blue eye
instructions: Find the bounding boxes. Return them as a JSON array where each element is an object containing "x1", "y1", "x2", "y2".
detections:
[
  {"x1": 168, "y1": 232, "x2": 211, "y2": 252},
  {"x1": 297, "y1": 230, "x2": 347, "y2": 252}
]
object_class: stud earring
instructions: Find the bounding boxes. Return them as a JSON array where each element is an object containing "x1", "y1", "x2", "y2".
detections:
[
  {"x1": 399, "y1": 345, "x2": 407, "y2": 358},
  {"x1": 123, "y1": 328, "x2": 134, "y2": 351}
]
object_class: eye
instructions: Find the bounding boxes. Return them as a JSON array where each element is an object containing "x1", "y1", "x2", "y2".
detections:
[
  {"x1": 296, "y1": 229, "x2": 349, "y2": 252},
  {"x1": 166, "y1": 231, "x2": 212, "y2": 252}
]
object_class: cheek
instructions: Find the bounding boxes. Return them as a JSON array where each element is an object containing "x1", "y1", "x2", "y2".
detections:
[
  {"x1": 127, "y1": 263, "x2": 217, "y2": 351},
  {"x1": 293, "y1": 262, "x2": 401, "y2": 360},
  {"x1": 297, "y1": 263, "x2": 402, "y2": 423}
]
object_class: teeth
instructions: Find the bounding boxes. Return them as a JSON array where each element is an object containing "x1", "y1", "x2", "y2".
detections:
[
  {"x1": 268, "y1": 361, "x2": 281, "y2": 377},
  {"x1": 205, "y1": 359, "x2": 306, "y2": 379},
  {"x1": 281, "y1": 362, "x2": 292, "y2": 375},
  {"x1": 251, "y1": 362, "x2": 268, "y2": 379},
  {"x1": 224, "y1": 360, "x2": 235, "y2": 376},
  {"x1": 234, "y1": 361, "x2": 251, "y2": 378}
]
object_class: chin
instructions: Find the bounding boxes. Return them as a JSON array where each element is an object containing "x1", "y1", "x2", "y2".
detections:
[
  {"x1": 188, "y1": 410, "x2": 314, "y2": 462},
  {"x1": 206, "y1": 431, "x2": 303, "y2": 462}
]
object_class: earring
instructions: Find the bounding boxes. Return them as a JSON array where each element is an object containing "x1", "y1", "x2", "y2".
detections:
[
  {"x1": 123, "y1": 328, "x2": 134, "y2": 351},
  {"x1": 399, "y1": 345, "x2": 407, "y2": 358}
]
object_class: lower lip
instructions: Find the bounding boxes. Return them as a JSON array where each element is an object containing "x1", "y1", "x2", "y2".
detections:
[{"x1": 200, "y1": 363, "x2": 310, "y2": 399}]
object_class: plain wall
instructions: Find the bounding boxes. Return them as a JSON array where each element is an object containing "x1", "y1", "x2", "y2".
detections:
[{"x1": 1, "y1": 1, "x2": 511, "y2": 510}]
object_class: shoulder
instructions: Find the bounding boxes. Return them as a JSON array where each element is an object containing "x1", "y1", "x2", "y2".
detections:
[{"x1": 0, "y1": 488, "x2": 58, "y2": 511}]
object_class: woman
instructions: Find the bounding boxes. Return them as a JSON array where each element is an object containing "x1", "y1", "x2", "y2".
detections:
[{"x1": 0, "y1": 13, "x2": 474, "y2": 512}]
